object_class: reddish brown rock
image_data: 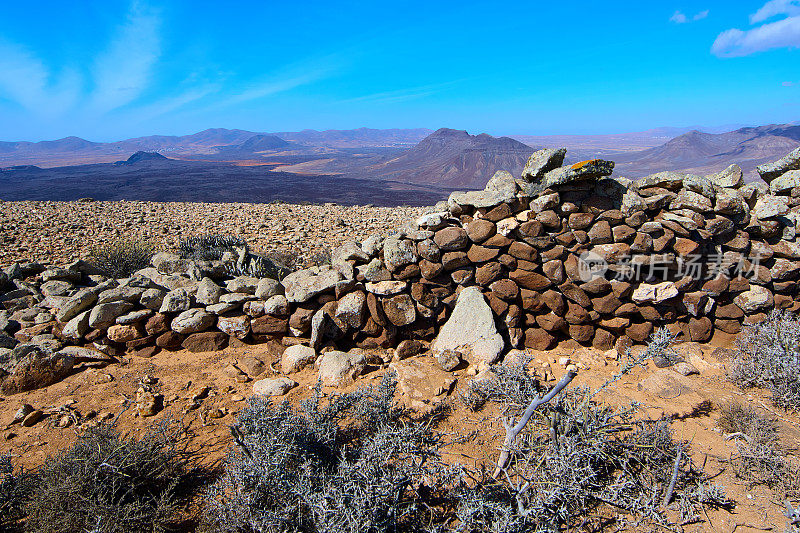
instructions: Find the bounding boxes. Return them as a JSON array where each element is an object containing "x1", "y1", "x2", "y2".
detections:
[
  {"x1": 565, "y1": 301, "x2": 591, "y2": 324},
  {"x1": 510, "y1": 269, "x2": 552, "y2": 291},
  {"x1": 524, "y1": 328, "x2": 556, "y2": 350},
  {"x1": 521, "y1": 289, "x2": 546, "y2": 313},
  {"x1": 588, "y1": 221, "x2": 613, "y2": 244},
  {"x1": 466, "y1": 219, "x2": 496, "y2": 242},
  {"x1": 716, "y1": 303, "x2": 744, "y2": 319},
  {"x1": 508, "y1": 241, "x2": 537, "y2": 262},
  {"x1": 451, "y1": 268, "x2": 474, "y2": 285},
  {"x1": 144, "y1": 313, "x2": 170, "y2": 336},
  {"x1": 486, "y1": 293, "x2": 509, "y2": 316},
  {"x1": 382, "y1": 294, "x2": 417, "y2": 326},
  {"x1": 536, "y1": 313, "x2": 566, "y2": 332},
  {"x1": 490, "y1": 279, "x2": 519, "y2": 300},
  {"x1": 688, "y1": 317, "x2": 713, "y2": 342},
  {"x1": 251, "y1": 315, "x2": 289, "y2": 335},
  {"x1": 581, "y1": 276, "x2": 612, "y2": 295},
  {"x1": 155, "y1": 331, "x2": 184, "y2": 350},
  {"x1": 702, "y1": 276, "x2": 730, "y2": 297},
  {"x1": 475, "y1": 262, "x2": 502, "y2": 286},
  {"x1": 715, "y1": 319, "x2": 742, "y2": 334},
  {"x1": 434, "y1": 227, "x2": 469, "y2": 251},
  {"x1": 591, "y1": 293, "x2": 624, "y2": 314},
  {"x1": 483, "y1": 234, "x2": 513, "y2": 248},
  {"x1": 568, "y1": 212, "x2": 594, "y2": 230},
  {"x1": 626, "y1": 322, "x2": 653, "y2": 343},
  {"x1": 289, "y1": 306, "x2": 315, "y2": 333},
  {"x1": 467, "y1": 245, "x2": 500, "y2": 263},
  {"x1": 541, "y1": 289, "x2": 566, "y2": 315},
  {"x1": 569, "y1": 324, "x2": 594, "y2": 343},
  {"x1": 485, "y1": 203, "x2": 512, "y2": 222},
  {"x1": 612, "y1": 225, "x2": 636, "y2": 242},
  {"x1": 592, "y1": 328, "x2": 615, "y2": 351},
  {"x1": 542, "y1": 260, "x2": 565, "y2": 284},
  {"x1": 131, "y1": 345, "x2": 160, "y2": 358},
  {"x1": 559, "y1": 282, "x2": 591, "y2": 307},
  {"x1": 442, "y1": 251, "x2": 469, "y2": 271},
  {"x1": 182, "y1": 331, "x2": 228, "y2": 352}
]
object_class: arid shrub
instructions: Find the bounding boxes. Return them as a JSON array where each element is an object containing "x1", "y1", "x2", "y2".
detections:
[
  {"x1": 24, "y1": 420, "x2": 194, "y2": 533},
  {"x1": 202, "y1": 374, "x2": 455, "y2": 533},
  {"x1": 177, "y1": 234, "x2": 246, "y2": 261},
  {"x1": 0, "y1": 455, "x2": 27, "y2": 533},
  {"x1": 719, "y1": 402, "x2": 799, "y2": 496},
  {"x1": 729, "y1": 310, "x2": 800, "y2": 410},
  {"x1": 88, "y1": 237, "x2": 156, "y2": 278}
]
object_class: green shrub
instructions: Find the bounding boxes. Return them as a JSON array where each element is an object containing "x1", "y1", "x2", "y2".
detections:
[
  {"x1": 24, "y1": 420, "x2": 195, "y2": 533},
  {"x1": 88, "y1": 237, "x2": 156, "y2": 279}
]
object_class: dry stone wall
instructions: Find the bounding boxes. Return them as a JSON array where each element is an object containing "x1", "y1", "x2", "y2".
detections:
[{"x1": 2, "y1": 146, "x2": 800, "y2": 393}]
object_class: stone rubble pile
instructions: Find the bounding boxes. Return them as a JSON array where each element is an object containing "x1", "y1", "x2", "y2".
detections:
[{"x1": 2, "y1": 146, "x2": 800, "y2": 394}]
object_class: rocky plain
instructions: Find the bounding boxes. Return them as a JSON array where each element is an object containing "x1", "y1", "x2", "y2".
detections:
[{"x1": 3, "y1": 145, "x2": 800, "y2": 531}]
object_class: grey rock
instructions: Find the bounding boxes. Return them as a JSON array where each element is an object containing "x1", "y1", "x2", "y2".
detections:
[
  {"x1": 263, "y1": 294, "x2": 290, "y2": 316},
  {"x1": 769, "y1": 169, "x2": 800, "y2": 195},
  {"x1": 520, "y1": 148, "x2": 567, "y2": 181},
  {"x1": 637, "y1": 171, "x2": 685, "y2": 190},
  {"x1": 159, "y1": 288, "x2": 192, "y2": 313},
  {"x1": 484, "y1": 170, "x2": 518, "y2": 197},
  {"x1": 281, "y1": 344, "x2": 317, "y2": 373},
  {"x1": 436, "y1": 349, "x2": 462, "y2": 372},
  {"x1": 332, "y1": 240, "x2": 370, "y2": 264},
  {"x1": 219, "y1": 292, "x2": 256, "y2": 305},
  {"x1": 151, "y1": 252, "x2": 192, "y2": 274},
  {"x1": 752, "y1": 195, "x2": 790, "y2": 219},
  {"x1": 521, "y1": 159, "x2": 614, "y2": 197},
  {"x1": 40, "y1": 280, "x2": 74, "y2": 297},
  {"x1": 709, "y1": 164, "x2": 744, "y2": 189},
  {"x1": 56, "y1": 289, "x2": 98, "y2": 323},
  {"x1": 140, "y1": 288, "x2": 166, "y2": 310},
  {"x1": 317, "y1": 350, "x2": 366, "y2": 387},
  {"x1": 96, "y1": 286, "x2": 145, "y2": 304},
  {"x1": 432, "y1": 286, "x2": 504, "y2": 364},
  {"x1": 757, "y1": 146, "x2": 800, "y2": 182},
  {"x1": 252, "y1": 376, "x2": 297, "y2": 396},
  {"x1": 225, "y1": 276, "x2": 259, "y2": 295},
  {"x1": 255, "y1": 278, "x2": 282, "y2": 300},
  {"x1": 206, "y1": 302, "x2": 240, "y2": 315},
  {"x1": 1, "y1": 345, "x2": 74, "y2": 393},
  {"x1": 383, "y1": 235, "x2": 418, "y2": 271},
  {"x1": 448, "y1": 189, "x2": 512, "y2": 210},
  {"x1": 171, "y1": 308, "x2": 215, "y2": 334},
  {"x1": 361, "y1": 234, "x2": 384, "y2": 257},
  {"x1": 357, "y1": 258, "x2": 391, "y2": 282},
  {"x1": 734, "y1": 286, "x2": 774, "y2": 313},
  {"x1": 88, "y1": 301, "x2": 135, "y2": 329},
  {"x1": 195, "y1": 277, "x2": 225, "y2": 305},
  {"x1": 683, "y1": 174, "x2": 715, "y2": 199},
  {"x1": 116, "y1": 309, "x2": 153, "y2": 325},
  {"x1": 62, "y1": 310, "x2": 91, "y2": 341},
  {"x1": 334, "y1": 291, "x2": 366, "y2": 329},
  {"x1": 282, "y1": 267, "x2": 342, "y2": 303}
]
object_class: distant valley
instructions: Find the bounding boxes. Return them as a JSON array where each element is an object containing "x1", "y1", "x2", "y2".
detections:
[{"x1": 1, "y1": 122, "x2": 798, "y2": 204}]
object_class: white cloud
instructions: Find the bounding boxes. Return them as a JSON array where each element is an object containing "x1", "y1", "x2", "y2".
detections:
[
  {"x1": 88, "y1": 0, "x2": 161, "y2": 113},
  {"x1": 784, "y1": 80, "x2": 797, "y2": 85},
  {"x1": 670, "y1": 9, "x2": 708, "y2": 23},
  {"x1": 0, "y1": 42, "x2": 81, "y2": 117},
  {"x1": 751, "y1": 0, "x2": 800, "y2": 23},
  {"x1": 712, "y1": 14, "x2": 800, "y2": 56},
  {"x1": 670, "y1": 10, "x2": 688, "y2": 23}
]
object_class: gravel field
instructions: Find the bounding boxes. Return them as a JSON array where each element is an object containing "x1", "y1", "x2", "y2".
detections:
[{"x1": 0, "y1": 200, "x2": 431, "y2": 267}]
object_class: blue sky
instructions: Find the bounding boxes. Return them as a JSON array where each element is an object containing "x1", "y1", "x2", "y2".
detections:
[{"x1": 0, "y1": 0, "x2": 798, "y2": 141}]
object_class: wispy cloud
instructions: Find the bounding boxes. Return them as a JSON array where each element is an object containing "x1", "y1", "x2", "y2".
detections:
[
  {"x1": 88, "y1": 0, "x2": 161, "y2": 113},
  {"x1": 0, "y1": 41, "x2": 80, "y2": 116},
  {"x1": 670, "y1": 9, "x2": 709, "y2": 23},
  {"x1": 751, "y1": 0, "x2": 800, "y2": 23},
  {"x1": 339, "y1": 81, "x2": 465, "y2": 105},
  {"x1": 784, "y1": 80, "x2": 797, "y2": 86},
  {"x1": 713, "y1": 0, "x2": 800, "y2": 56}
]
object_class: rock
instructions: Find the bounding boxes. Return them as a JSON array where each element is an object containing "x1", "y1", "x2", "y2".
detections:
[
  {"x1": 88, "y1": 301, "x2": 135, "y2": 329},
  {"x1": 116, "y1": 309, "x2": 153, "y2": 325},
  {"x1": 521, "y1": 159, "x2": 614, "y2": 196},
  {"x1": 317, "y1": 350, "x2": 367, "y2": 387},
  {"x1": 673, "y1": 361, "x2": 699, "y2": 376},
  {"x1": 382, "y1": 294, "x2": 417, "y2": 326},
  {"x1": 365, "y1": 281, "x2": 407, "y2": 295},
  {"x1": 638, "y1": 368, "x2": 694, "y2": 399},
  {"x1": 263, "y1": 295, "x2": 290, "y2": 316},
  {"x1": 156, "y1": 331, "x2": 185, "y2": 350},
  {"x1": 252, "y1": 377, "x2": 297, "y2": 396},
  {"x1": 434, "y1": 227, "x2": 469, "y2": 251},
  {"x1": 22, "y1": 409, "x2": 43, "y2": 427},
  {"x1": 707, "y1": 164, "x2": 744, "y2": 189},
  {"x1": 217, "y1": 315, "x2": 250, "y2": 339},
  {"x1": 11, "y1": 404, "x2": 33, "y2": 424},
  {"x1": 62, "y1": 310, "x2": 90, "y2": 341},
  {"x1": 432, "y1": 286, "x2": 504, "y2": 363},
  {"x1": 383, "y1": 235, "x2": 418, "y2": 270},
  {"x1": 752, "y1": 195, "x2": 790, "y2": 219},
  {"x1": 225, "y1": 276, "x2": 260, "y2": 295},
  {"x1": 449, "y1": 189, "x2": 513, "y2": 209},
  {"x1": 195, "y1": 278, "x2": 225, "y2": 305},
  {"x1": 182, "y1": 331, "x2": 228, "y2": 352},
  {"x1": 390, "y1": 357, "x2": 457, "y2": 406},
  {"x1": 136, "y1": 390, "x2": 160, "y2": 417},
  {"x1": 734, "y1": 286, "x2": 774, "y2": 313},
  {"x1": 282, "y1": 267, "x2": 342, "y2": 303},
  {"x1": 281, "y1": 344, "x2": 317, "y2": 373},
  {"x1": 107, "y1": 324, "x2": 143, "y2": 343},
  {"x1": 435, "y1": 349, "x2": 462, "y2": 371},
  {"x1": 139, "y1": 288, "x2": 166, "y2": 310},
  {"x1": 1, "y1": 346, "x2": 75, "y2": 393},
  {"x1": 159, "y1": 288, "x2": 192, "y2": 313},
  {"x1": 255, "y1": 278, "x2": 282, "y2": 299},
  {"x1": 251, "y1": 314, "x2": 289, "y2": 335},
  {"x1": 757, "y1": 145, "x2": 800, "y2": 182},
  {"x1": 769, "y1": 169, "x2": 800, "y2": 195},
  {"x1": 97, "y1": 286, "x2": 145, "y2": 304},
  {"x1": 521, "y1": 148, "x2": 567, "y2": 181},
  {"x1": 171, "y1": 308, "x2": 215, "y2": 334},
  {"x1": 632, "y1": 282, "x2": 679, "y2": 304},
  {"x1": 335, "y1": 291, "x2": 366, "y2": 328},
  {"x1": 395, "y1": 339, "x2": 423, "y2": 360},
  {"x1": 56, "y1": 290, "x2": 98, "y2": 322},
  {"x1": 332, "y1": 240, "x2": 370, "y2": 264}
]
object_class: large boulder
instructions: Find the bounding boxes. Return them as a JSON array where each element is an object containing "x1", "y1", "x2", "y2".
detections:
[
  {"x1": 432, "y1": 286, "x2": 504, "y2": 363},
  {"x1": 282, "y1": 267, "x2": 342, "y2": 303},
  {"x1": 317, "y1": 350, "x2": 366, "y2": 387},
  {"x1": 520, "y1": 148, "x2": 567, "y2": 181},
  {"x1": 520, "y1": 158, "x2": 614, "y2": 197},
  {"x1": 757, "y1": 146, "x2": 800, "y2": 182},
  {"x1": 1, "y1": 345, "x2": 75, "y2": 393},
  {"x1": 171, "y1": 308, "x2": 215, "y2": 334}
]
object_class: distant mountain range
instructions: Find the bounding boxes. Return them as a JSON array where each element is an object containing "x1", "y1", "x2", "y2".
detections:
[{"x1": 1, "y1": 122, "x2": 799, "y2": 204}]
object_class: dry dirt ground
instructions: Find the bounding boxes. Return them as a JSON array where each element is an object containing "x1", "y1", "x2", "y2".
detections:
[
  {"x1": 2, "y1": 201, "x2": 799, "y2": 531},
  {"x1": 1, "y1": 334, "x2": 798, "y2": 532}
]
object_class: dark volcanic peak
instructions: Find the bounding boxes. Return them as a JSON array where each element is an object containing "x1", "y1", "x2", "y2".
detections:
[
  {"x1": 360, "y1": 128, "x2": 535, "y2": 189},
  {"x1": 115, "y1": 151, "x2": 171, "y2": 165}
]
